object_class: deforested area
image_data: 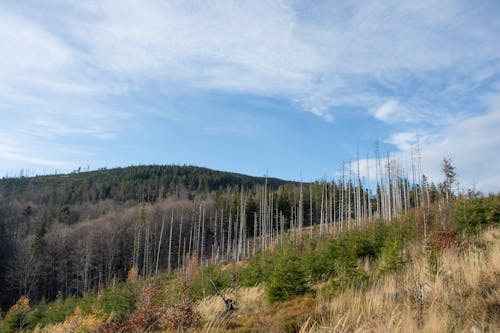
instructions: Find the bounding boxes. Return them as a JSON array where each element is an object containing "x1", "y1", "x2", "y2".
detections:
[
  {"x1": 1, "y1": 157, "x2": 498, "y2": 332},
  {"x1": 1, "y1": 1, "x2": 498, "y2": 332}
]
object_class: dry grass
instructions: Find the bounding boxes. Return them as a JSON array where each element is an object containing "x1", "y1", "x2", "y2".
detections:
[
  {"x1": 32, "y1": 310, "x2": 104, "y2": 333},
  {"x1": 197, "y1": 285, "x2": 267, "y2": 330},
  {"x1": 300, "y1": 227, "x2": 500, "y2": 333},
  {"x1": 234, "y1": 295, "x2": 316, "y2": 332},
  {"x1": 196, "y1": 284, "x2": 319, "y2": 332}
]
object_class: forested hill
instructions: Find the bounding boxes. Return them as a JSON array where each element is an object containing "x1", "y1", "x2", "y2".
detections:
[
  {"x1": 0, "y1": 165, "x2": 293, "y2": 310},
  {"x1": 0, "y1": 165, "x2": 289, "y2": 204}
]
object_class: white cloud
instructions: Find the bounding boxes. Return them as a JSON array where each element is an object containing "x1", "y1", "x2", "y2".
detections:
[
  {"x1": 0, "y1": 9, "x2": 71, "y2": 75},
  {"x1": 371, "y1": 100, "x2": 400, "y2": 122},
  {"x1": 0, "y1": 0, "x2": 498, "y2": 183},
  {"x1": 0, "y1": 143, "x2": 66, "y2": 167},
  {"x1": 1, "y1": 0, "x2": 498, "y2": 120},
  {"x1": 385, "y1": 99, "x2": 500, "y2": 193}
]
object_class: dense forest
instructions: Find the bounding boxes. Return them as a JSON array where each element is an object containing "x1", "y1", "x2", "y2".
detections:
[{"x1": 0, "y1": 160, "x2": 457, "y2": 312}]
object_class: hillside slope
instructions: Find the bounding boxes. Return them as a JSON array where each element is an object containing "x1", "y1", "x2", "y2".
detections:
[
  {"x1": 0, "y1": 165, "x2": 292, "y2": 311},
  {"x1": 0, "y1": 195, "x2": 498, "y2": 332}
]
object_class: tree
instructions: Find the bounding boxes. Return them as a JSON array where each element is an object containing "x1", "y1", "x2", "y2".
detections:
[
  {"x1": 266, "y1": 252, "x2": 308, "y2": 302},
  {"x1": 442, "y1": 157, "x2": 457, "y2": 203}
]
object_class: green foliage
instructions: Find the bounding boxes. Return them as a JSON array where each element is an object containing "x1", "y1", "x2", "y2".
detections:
[
  {"x1": 10, "y1": 292, "x2": 98, "y2": 330},
  {"x1": 34, "y1": 293, "x2": 77, "y2": 327},
  {"x1": 74, "y1": 292, "x2": 97, "y2": 315},
  {"x1": 454, "y1": 195, "x2": 500, "y2": 233},
  {"x1": 0, "y1": 311, "x2": 27, "y2": 333},
  {"x1": 441, "y1": 157, "x2": 457, "y2": 196},
  {"x1": 239, "y1": 220, "x2": 415, "y2": 302},
  {"x1": 0, "y1": 165, "x2": 287, "y2": 205},
  {"x1": 188, "y1": 264, "x2": 233, "y2": 301},
  {"x1": 425, "y1": 243, "x2": 440, "y2": 276},
  {"x1": 266, "y1": 252, "x2": 309, "y2": 302},
  {"x1": 31, "y1": 222, "x2": 46, "y2": 259},
  {"x1": 153, "y1": 277, "x2": 189, "y2": 308},
  {"x1": 321, "y1": 262, "x2": 369, "y2": 298},
  {"x1": 25, "y1": 299, "x2": 47, "y2": 330},
  {"x1": 241, "y1": 252, "x2": 276, "y2": 287},
  {"x1": 0, "y1": 297, "x2": 30, "y2": 333},
  {"x1": 377, "y1": 240, "x2": 406, "y2": 276},
  {"x1": 97, "y1": 282, "x2": 137, "y2": 322}
]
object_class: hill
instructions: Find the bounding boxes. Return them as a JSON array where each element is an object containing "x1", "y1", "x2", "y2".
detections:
[
  {"x1": 0, "y1": 165, "x2": 289, "y2": 204},
  {"x1": 1, "y1": 160, "x2": 497, "y2": 332},
  {"x1": 0, "y1": 165, "x2": 295, "y2": 311}
]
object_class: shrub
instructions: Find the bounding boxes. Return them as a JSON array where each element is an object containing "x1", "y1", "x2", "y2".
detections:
[
  {"x1": 321, "y1": 255, "x2": 370, "y2": 298},
  {"x1": 1, "y1": 296, "x2": 30, "y2": 333},
  {"x1": 454, "y1": 195, "x2": 500, "y2": 234},
  {"x1": 188, "y1": 264, "x2": 233, "y2": 301},
  {"x1": 123, "y1": 281, "x2": 200, "y2": 332},
  {"x1": 266, "y1": 252, "x2": 309, "y2": 302},
  {"x1": 377, "y1": 239, "x2": 406, "y2": 275},
  {"x1": 25, "y1": 298, "x2": 47, "y2": 330},
  {"x1": 241, "y1": 251, "x2": 275, "y2": 287},
  {"x1": 97, "y1": 282, "x2": 137, "y2": 322}
]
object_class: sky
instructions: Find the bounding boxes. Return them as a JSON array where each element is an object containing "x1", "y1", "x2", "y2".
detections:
[{"x1": 0, "y1": 0, "x2": 499, "y2": 193}]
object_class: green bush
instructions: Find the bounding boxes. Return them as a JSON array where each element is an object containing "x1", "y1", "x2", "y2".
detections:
[
  {"x1": 377, "y1": 240, "x2": 406, "y2": 276},
  {"x1": 240, "y1": 251, "x2": 275, "y2": 287},
  {"x1": 37, "y1": 293, "x2": 76, "y2": 327},
  {"x1": 25, "y1": 299, "x2": 47, "y2": 330},
  {"x1": 302, "y1": 249, "x2": 328, "y2": 282},
  {"x1": 188, "y1": 264, "x2": 233, "y2": 301},
  {"x1": 97, "y1": 282, "x2": 137, "y2": 322},
  {"x1": 0, "y1": 297, "x2": 30, "y2": 333},
  {"x1": 454, "y1": 195, "x2": 500, "y2": 233},
  {"x1": 74, "y1": 291, "x2": 97, "y2": 315},
  {"x1": 320, "y1": 257, "x2": 369, "y2": 298},
  {"x1": 266, "y1": 252, "x2": 309, "y2": 302},
  {"x1": 1, "y1": 311, "x2": 27, "y2": 333}
]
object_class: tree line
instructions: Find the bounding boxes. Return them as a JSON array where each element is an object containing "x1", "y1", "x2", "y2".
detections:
[{"x1": 0, "y1": 157, "x2": 461, "y2": 311}]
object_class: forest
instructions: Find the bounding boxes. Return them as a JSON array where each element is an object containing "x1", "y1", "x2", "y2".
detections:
[
  {"x1": 0, "y1": 158, "x2": 498, "y2": 332},
  {"x1": 0, "y1": 155, "x2": 446, "y2": 312},
  {"x1": 0, "y1": 165, "x2": 289, "y2": 310}
]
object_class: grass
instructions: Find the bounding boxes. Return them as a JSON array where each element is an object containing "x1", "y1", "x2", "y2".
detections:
[
  {"x1": 194, "y1": 227, "x2": 499, "y2": 333},
  {"x1": 299, "y1": 227, "x2": 500, "y2": 333}
]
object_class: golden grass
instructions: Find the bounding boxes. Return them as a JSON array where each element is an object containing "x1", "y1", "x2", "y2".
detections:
[
  {"x1": 197, "y1": 285, "x2": 267, "y2": 330},
  {"x1": 32, "y1": 311, "x2": 104, "y2": 333},
  {"x1": 301, "y1": 227, "x2": 500, "y2": 333}
]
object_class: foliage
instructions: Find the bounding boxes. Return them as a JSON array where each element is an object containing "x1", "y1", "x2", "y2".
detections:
[
  {"x1": 0, "y1": 296, "x2": 30, "y2": 333},
  {"x1": 187, "y1": 264, "x2": 233, "y2": 301},
  {"x1": 240, "y1": 251, "x2": 276, "y2": 287},
  {"x1": 441, "y1": 157, "x2": 457, "y2": 197},
  {"x1": 0, "y1": 165, "x2": 287, "y2": 205},
  {"x1": 377, "y1": 240, "x2": 406, "y2": 275},
  {"x1": 454, "y1": 194, "x2": 500, "y2": 233},
  {"x1": 266, "y1": 252, "x2": 309, "y2": 302},
  {"x1": 97, "y1": 282, "x2": 137, "y2": 322},
  {"x1": 321, "y1": 263, "x2": 369, "y2": 298}
]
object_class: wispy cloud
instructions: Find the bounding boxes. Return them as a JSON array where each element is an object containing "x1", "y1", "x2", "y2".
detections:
[
  {"x1": 0, "y1": 143, "x2": 66, "y2": 167},
  {"x1": 0, "y1": 0, "x2": 498, "y2": 189},
  {"x1": 2, "y1": 1, "x2": 498, "y2": 117},
  {"x1": 383, "y1": 97, "x2": 500, "y2": 193}
]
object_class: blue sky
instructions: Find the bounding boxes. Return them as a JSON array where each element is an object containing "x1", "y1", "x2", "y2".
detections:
[{"x1": 0, "y1": 0, "x2": 499, "y2": 192}]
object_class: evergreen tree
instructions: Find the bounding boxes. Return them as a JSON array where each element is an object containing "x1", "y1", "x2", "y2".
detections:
[{"x1": 442, "y1": 157, "x2": 457, "y2": 202}]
